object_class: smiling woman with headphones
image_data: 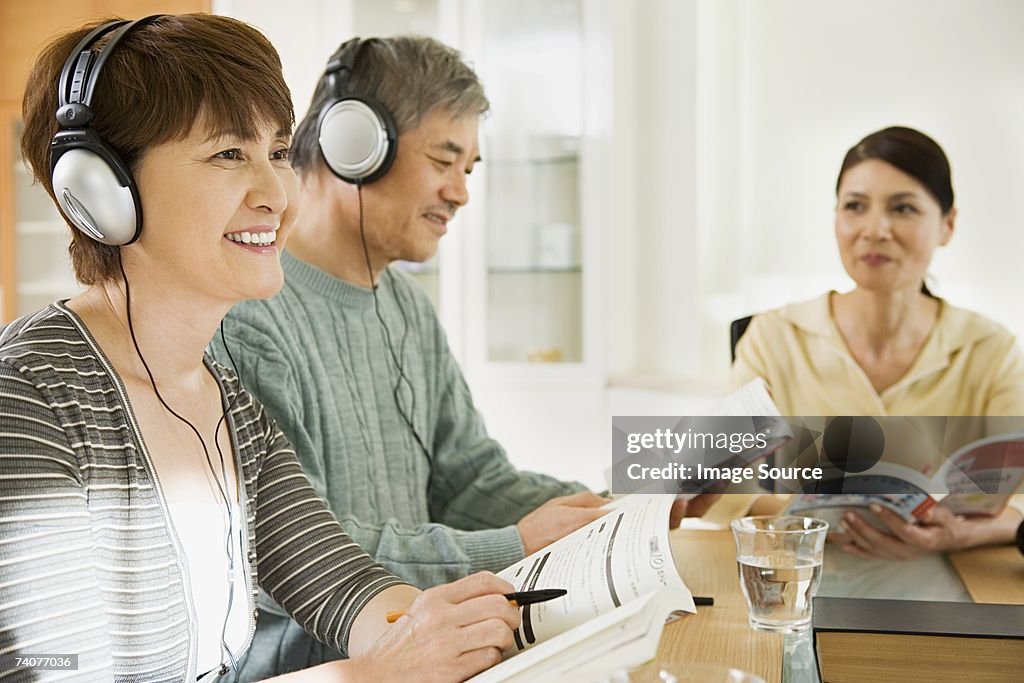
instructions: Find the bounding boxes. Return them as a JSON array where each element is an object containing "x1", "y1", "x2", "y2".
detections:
[{"x1": 0, "y1": 14, "x2": 518, "y2": 682}]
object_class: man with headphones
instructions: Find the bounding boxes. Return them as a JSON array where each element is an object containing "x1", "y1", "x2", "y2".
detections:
[{"x1": 210, "y1": 35, "x2": 652, "y2": 679}]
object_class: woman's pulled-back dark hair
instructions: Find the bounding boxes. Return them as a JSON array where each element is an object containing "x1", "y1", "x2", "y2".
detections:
[
  {"x1": 837, "y1": 126, "x2": 954, "y2": 297},
  {"x1": 837, "y1": 126, "x2": 954, "y2": 215}
]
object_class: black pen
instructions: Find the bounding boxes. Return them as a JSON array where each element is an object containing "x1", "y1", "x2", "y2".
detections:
[
  {"x1": 694, "y1": 596, "x2": 715, "y2": 606},
  {"x1": 386, "y1": 588, "x2": 568, "y2": 623},
  {"x1": 505, "y1": 588, "x2": 568, "y2": 608}
]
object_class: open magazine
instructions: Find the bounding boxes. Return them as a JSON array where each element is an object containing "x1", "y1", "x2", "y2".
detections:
[
  {"x1": 789, "y1": 430, "x2": 1024, "y2": 529},
  {"x1": 467, "y1": 495, "x2": 694, "y2": 683}
]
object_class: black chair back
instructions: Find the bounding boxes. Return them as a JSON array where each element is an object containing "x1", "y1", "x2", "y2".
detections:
[{"x1": 729, "y1": 315, "x2": 754, "y2": 363}]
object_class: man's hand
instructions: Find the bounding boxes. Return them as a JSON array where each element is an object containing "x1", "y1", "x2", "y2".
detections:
[
  {"x1": 516, "y1": 491, "x2": 610, "y2": 555},
  {"x1": 831, "y1": 504, "x2": 1023, "y2": 560},
  {"x1": 668, "y1": 493, "x2": 722, "y2": 529}
]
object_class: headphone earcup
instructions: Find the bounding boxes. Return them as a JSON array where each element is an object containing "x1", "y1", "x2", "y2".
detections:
[
  {"x1": 318, "y1": 96, "x2": 397, "y2": 184},
  {"x1": 51, "y1": 143, "x2": 141, "y2": 246}
]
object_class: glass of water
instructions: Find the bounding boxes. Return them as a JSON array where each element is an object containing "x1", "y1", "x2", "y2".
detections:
[{"x1": 730, "y1": 516, "x2": 828, "y2": 633}]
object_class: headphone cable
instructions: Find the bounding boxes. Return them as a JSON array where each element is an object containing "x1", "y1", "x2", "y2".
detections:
[
  {"x1": 355, "y1": 183, "x2": 435, "y2": 492},
  {"x1": 212, "y1": 321, "x2": 241, "y2": 674}
]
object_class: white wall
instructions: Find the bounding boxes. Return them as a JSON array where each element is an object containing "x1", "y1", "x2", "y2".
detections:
[
  {"x1": 625, "y1": 0, "x2": 700, "y2": 377},
  {"x1": 212, "y1": 0, "x2": 354, "y2": 122},
  {"x1": 212, "y1": 0, "x2": 454, "y2": 124},
  {"x1": 470, "y1": 380, "x2": 721, "y2": 491}
]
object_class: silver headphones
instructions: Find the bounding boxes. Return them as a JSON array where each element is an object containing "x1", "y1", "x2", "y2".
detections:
[
  {"x1": 317, "y1": 38, "x2": 398, "y2": 184},
  {"x1": 50, "y1": 16, "x2": 163, "y2": 246}
]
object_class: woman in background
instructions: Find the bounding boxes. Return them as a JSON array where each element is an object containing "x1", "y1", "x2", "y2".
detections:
[
  {"x1": 732, "y1": 126, "x2": 1024, "y2": 560},
  {"x1": 0, "y1": 15, "x2": 516, "y2": 681}
]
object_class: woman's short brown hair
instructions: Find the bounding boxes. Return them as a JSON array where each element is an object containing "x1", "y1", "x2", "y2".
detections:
[{"x1": 21, "y1": 14, "x2": 294, "y2": 285}]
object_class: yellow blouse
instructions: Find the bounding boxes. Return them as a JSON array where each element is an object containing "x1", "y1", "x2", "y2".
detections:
[{"x1": 730, "y1": 292, "x2": 1024, "y2": 416}]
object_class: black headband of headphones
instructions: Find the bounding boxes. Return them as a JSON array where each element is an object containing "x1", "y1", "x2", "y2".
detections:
[
  {"x1": 323, "y1": 37, "x2": 366, "y2": 97},
  {"x1": 56, "y1": 15, "x2": 164, "y2": 128}
]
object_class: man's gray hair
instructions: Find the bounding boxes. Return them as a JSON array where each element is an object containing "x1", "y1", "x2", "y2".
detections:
[{"x1": 291, "y1": 35, "x2": 489, "y2": 176}]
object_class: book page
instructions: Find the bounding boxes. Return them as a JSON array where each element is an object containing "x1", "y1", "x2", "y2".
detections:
[
  {"x1": 467, "y1": 587, "x2": 693, "y2": 683},
  {"x1": 496, "y1": 495, "x2": 694, "y2": 653},
  {"x1": 703, "y1": 377, "x2": 792, "y2": 468},
  {"x1": 704, "y1": 377, "x2": 780, "y2": 417}
]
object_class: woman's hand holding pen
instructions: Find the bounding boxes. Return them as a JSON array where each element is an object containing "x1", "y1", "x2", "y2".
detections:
[{"x1": 349, "y1": 572, "x2": 520, "y2": 683}]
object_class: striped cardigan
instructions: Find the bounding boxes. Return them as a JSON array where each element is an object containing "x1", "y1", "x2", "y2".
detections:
[{"x1": 0, "y1": 304, "x2": 407, "y2": 681}]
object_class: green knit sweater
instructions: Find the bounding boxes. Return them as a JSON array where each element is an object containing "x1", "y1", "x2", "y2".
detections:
[{"x1": 211, "y1": 251, "x2": 583, "y2": 677}]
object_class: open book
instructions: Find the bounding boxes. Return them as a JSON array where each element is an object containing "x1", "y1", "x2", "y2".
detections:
[
  {"x1": 467, "y1": 495, "x2": 694, "y2": 683},
  {"x1": 790, "y1": 429, "x2": 1024, "y2": 529}
]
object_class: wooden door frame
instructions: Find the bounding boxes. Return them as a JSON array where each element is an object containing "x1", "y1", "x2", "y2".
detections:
[{"x1": 1, "y1": 103, "x2": 17, "y2": 322}]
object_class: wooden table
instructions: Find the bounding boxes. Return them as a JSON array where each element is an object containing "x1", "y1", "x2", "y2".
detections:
[
  {"x1": 950, "y1": 543, "x2": 1024, "y2": 604},
  {"x1": 637, "y1": 529, "x2": 783, "y2": 682},
  {"x1": 640, "y1": 528, "x2": 1024, "y2": 683}
]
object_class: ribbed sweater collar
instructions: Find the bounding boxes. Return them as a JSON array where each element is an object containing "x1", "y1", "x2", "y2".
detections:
[{"x1": 281, "y1": 250, "x2": 379, "y2": 308}]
